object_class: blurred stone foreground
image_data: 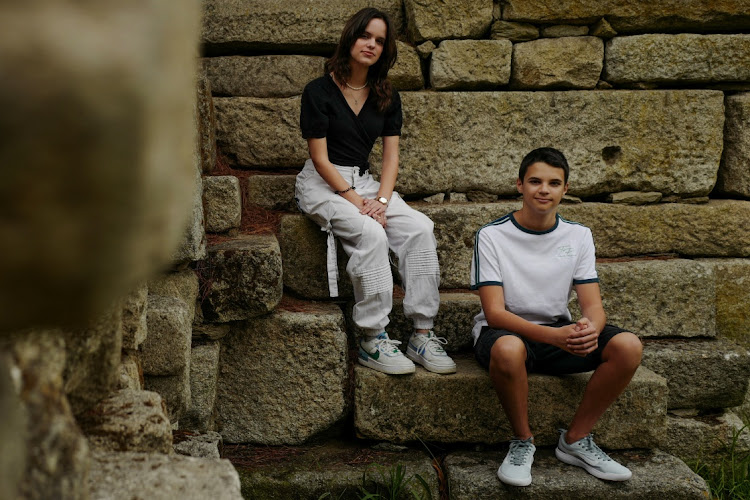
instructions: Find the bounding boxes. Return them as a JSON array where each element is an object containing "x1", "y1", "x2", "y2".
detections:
[{"x1": 0, "y1": 1, "x2": 241, "y2": 499}]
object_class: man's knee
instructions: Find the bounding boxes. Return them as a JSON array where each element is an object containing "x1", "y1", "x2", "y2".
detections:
[
  {"x1": 489, "y1": 335, "x2": 527, "y2": 375},
  {"x1": 604, "y1": 332, "x2": 642, "y2": 369}
]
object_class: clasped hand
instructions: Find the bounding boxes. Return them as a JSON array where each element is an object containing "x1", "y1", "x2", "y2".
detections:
[
  {"x1": 560, "y1": 317, "x2": 599, "y2": 357},
  {"x1": 360, "y1": 198, "x2": 387, "y2": 227}
]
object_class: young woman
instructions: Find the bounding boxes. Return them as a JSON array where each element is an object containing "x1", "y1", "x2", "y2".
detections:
[{"x1": 295, "y1": 7, "x2": 455, "y2": 375}]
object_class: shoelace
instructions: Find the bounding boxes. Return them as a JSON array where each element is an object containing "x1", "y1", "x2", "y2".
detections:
[
  {"x1": 374, "y1": 337, "x2": 402, "y2": 354},
  {"x1": 576, "y1": 434, "x2": 612, "y2": 462},
  {"x1": 423, "y1": 334, "x2": 448, "y2": 354},
  {"x1": 508, "y1": 438, "x2": 534, "y2": 466}
]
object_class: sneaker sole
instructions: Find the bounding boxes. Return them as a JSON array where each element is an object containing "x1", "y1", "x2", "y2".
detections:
[
  {"x1": 555, "y1": 447, "x2": 632, "y2": 481},
  {"x1": 405, "y1": 348, "x2": 457, "y2": 374},
  {"x1": 357, "y1": 356, "x2": 415, "y2": 375},
  {"x1": 496, "y1": 467, "x2": 532, "y2": 487}
]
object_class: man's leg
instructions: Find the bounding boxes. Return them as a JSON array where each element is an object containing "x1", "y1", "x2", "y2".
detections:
[{"x1": 489, "y1": 335, "x2": 533, "y2": 439}]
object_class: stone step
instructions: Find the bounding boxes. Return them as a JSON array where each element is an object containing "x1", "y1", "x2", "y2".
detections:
[
  {"x1": 445, "y1": 448, "x2": 709, "y2": 499},
  {"x1": 354, "y1": 357, "x2": 667, "y2": 449},
  {"x1": 664, "y1": 410, "x2": 750, "y2": 469},
  {"x1": 642, "y1": 338, "x2": 750, "y2": 410}
]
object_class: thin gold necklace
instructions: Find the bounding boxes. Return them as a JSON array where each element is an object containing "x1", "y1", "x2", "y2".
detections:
[{"x1": 345, "y1": 81, "x2": 367, "y2": 91}]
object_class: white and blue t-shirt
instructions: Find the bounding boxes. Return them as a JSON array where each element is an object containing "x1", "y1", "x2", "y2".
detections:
[{"x1": 469, "y1": 212, "x2": 599, "y2": 344}]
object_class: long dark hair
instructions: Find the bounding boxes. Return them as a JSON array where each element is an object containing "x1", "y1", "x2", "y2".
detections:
[{"x1": 325, "y1": 7, "x2": 397, "y2": 113}]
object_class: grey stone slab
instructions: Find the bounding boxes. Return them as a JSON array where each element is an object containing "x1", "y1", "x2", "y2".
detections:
[
  {"x1": 142, "y1": 295, "x2": 192, "y2": 376},
  {"x1": 174, "y1": 431, "x2": 222, "y2": 459},
  {"x1": 391, "y1": 41, "x2": 424, "y2": 90},
  {"x1": 642, "y1": 339, "x2": 750, "y2": 410},
  {"x1": 490, "y1": 20, "x2": 539, "y2": 42},
  {"x1": 717, "y1": 93, "x2": 750, "y2": 198},
  {"x1": 354, "y1": 358, "x2": 667, "y2": 448},
  {"x1": 117, "y1": 350, "x2": 143, "y2": 391},
  {"x1": 145, "y1": 361, "x2": 191, "y2": 423},
  {"x1": 511, "y1": 36, "x2": 603, "y2": 89},
  {"x1": 197, "y1": 69, "x2": 217, "y2": 175},
  {"x1": 217, "y1": 304, "x2": 348, "y2": 444},
  {"x1": 608, "y1": 191, "x2": 662, "y2": 205},
  {"x1": 246, "y1": 174, "x2": 297, "y2": 211},
  {"x1": 430, "y1": 39, "x2": 512, "y2": 90},
  {"x1": 405, "y1": 0, "x2": 493, "y2": 43},
  {"x1": 182, "y1": 341, "x2": 220, "y2": 432},
  {"x1": 121, "y1": 283, "x2": 148, "y2": 350},
  {"x1": 542, "y1": 25, "x2": 589, "y2": 37},
  {"x1": 665, "y1": 411, "x2": 750, "y2": 469},
  {"x1": 203, "y1": 175, "x2": 241, "y2": 233},
  {"x1": 204, "y1": 55, "x2": 325, "y2": 97},
  {"x1": 699, "y1": 258, "x2": 750, "y2": 346},
  {"x1": 148, "y1": 268, "x2": 200, "y2": 323},
  {"x1": 446, "y1": 449, "x2": 708, "y2": 499}
]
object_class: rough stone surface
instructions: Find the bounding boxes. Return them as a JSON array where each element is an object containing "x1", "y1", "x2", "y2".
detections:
[
  {"x1": 204, "y1": 55, "x2": 324, "y2": 98},
  {"x1": 198, "y1": 69, "x2": 217, "y2": 175},
  {"x1": 173, "y1": 145, "x2": 207, "y2": 264},
  {"x1": 542, "y1": 24, "x2": 589, "y2": 37},
  {"x1": 347, "y1": 292, "x2": 480, "y2": 352},
  {"x1": 88, "y1": 450, "x2": 242, "y2": 500},
  {"x1": 699, "y1": 259, "x2": 750, "y2": 346},
  {"x1": 569, "y1": 259, "x2": 716, "y2": 339},
  {"x1": 608, "y1": 191, "x2": 662, "y2": 204},
  {"x1": 121, "y1": 283, "x2": 148, "y2": 350},
  {"x1": 717, "y1": 93, "x2": 750, "y2": 198},
  {"x1": 145, "y1": 361, "x2": 191, "y2": 423},
  {"x1": 416, "y1": 41, "x2": 435, "y2": 58},
  {"x1": 142, "y1": 295, "x2": 191, "y2": 376},
  {"x1": 466, "y1": 191, "x2": 498, "y2": 203},
  {"x1": 355, "y1": 358, "x2": 666, "y2": 448},
  {"x1": 510, "y1": 37, "x2": 603, "y2": 89},
  {"x1": 174, "y1": 431, "x2": 222, "y2": 459},
  {"x1": 246, "y1": 174, "x2": 297, "y2": 211},
  {"x1": 192, "y1": 323, "x2": 231, "y2": 341},
  {"x1": 63, "y1": 301, "x2": 123, "y2": 416},
  {"x1": 502, "y1": 1, "x2": 750, "y2": 33},
  {"x1": 148, "y1": 269, "x2": 200, "y2": 323},
  {"x1": 0, "y1": 355, "x2": 25, "y2": 500},
  {"x1": 490, "y1": 20, "x2": 538, "y2": 41},
  {"x1": 280, "y1": 215, "x2": 353, "y2": 299},
  {"x1": 446, "y1": 449, "x2": 708, "y2": 499},
  {"x1": 237, "y1": 442, "x2": 439, "y2": 500},
  {"x1": 217, "y1": 305, "x2": 348, "y2": 444},
  {"x1": 423, "y1": 193, "x2": 445, "y2": 204},
  {"x1": 591, "y1": 18, "x2": 617, "y2": 38},
  {"x1": 642, "y1": 339, "x2": 750, "y2": 410},
  {"x1": 606, "y1": 34, "x2": 750, "y2": 85},
  {"x1": 430, "y1": 40, "x2": 512, "y2": 90},
  {"x1": 118, "y1": 350, "x2": 143, "y2": 391},
  {"x1": 0, "y1": 330, "x2": 90, "y2": 500},
  {"x1": 0, "y1": 1, "x2": 201, "y2": 331},
  {"x1": 78, "y1": 389, "x2": 172, "y2": 454},
  {"x1": 200, "y1": 235, "x2": 283, "y2": 322},
  {"x1": 405, "y1": 0, "x2": 493, "y2": 43},
  {"x1": 202, "y1": 0, "x2": 403, "y2": 50},
  {"x1": 182, "y1": 341, "x2": 220, "y2": 433},
  {"x1": 390, "y1": 41, "x2": 424, "y2": 90},
  {"x1": 665, "y1": 412, "x2": 750, "y2": 468},
  {"x1": 203, "y1": 175, "x2": 241, "y2": 233}
]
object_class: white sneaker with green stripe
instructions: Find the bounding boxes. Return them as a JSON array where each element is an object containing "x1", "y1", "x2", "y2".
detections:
[{"x1": 358, "y1": 332, "x2": 415, "y2": 375}]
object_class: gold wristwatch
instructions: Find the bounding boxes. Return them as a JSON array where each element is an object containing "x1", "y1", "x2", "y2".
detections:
[{"x1": 377, "y1": 196, "x2": 389, "y2": 205}]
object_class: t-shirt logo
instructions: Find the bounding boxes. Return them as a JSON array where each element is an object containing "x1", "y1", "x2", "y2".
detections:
[{"x1": 555, "y1": 245, "x2": 575, "y2": 258}]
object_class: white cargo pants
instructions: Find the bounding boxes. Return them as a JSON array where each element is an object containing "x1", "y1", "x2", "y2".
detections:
[{"x1": 295, "y1": 159, "x2": 440, "y2": 336}]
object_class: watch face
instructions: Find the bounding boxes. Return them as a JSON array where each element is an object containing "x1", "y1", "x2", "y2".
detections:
[{"x1": 378, "y1": 197, "x2": 388, "y2": 204}]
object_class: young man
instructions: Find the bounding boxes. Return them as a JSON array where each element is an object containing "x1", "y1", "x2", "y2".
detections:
[{"x1": 470, "y1": 147, "x2": 643, "y2": 487}]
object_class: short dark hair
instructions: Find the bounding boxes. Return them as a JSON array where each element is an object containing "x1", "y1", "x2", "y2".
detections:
[{"x1": 518, "y1": 147, "x2": 570, "y2": 183}]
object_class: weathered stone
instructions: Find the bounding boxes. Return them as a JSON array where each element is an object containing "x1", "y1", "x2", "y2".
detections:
[
  {"x1": 201, "y1": 235, "x2": 283, "y2": 322},
  {"x1": 63, "y1": 302, "x2": 123, "y2": 416},
  {"x1": 202, "y1": 0, "x2": 403, "y2": 50},
  {"x1": 502, "y1": 0, "x2": 750, "y2": 33},
  {"x1": 665, "y1": 412, "x2": 750, "y2": 469},
  {"x1": 173, "y1": 146, "x2": 207, "y2": 263},
  {"x1": 88, "y1": 450, "x2": 242, "y2": 500},
  {"x1": 237, "y1": 442, "x2": 439, "y2": 500},
  {"x1": 174, "y1": 431, "x2": 222, "y2": 459},
  {"x1": 642, "y1": 339, "x2": 750, "y2": 410},
  {"x1": 466, "y1": 191, "x2": 498, "y2": 203},
  {"x1": 246, "y1": 174, "x2": 297, "y2": 211},
  {"x1": 0, "y1": 1, "x2": 201, "y2": 331},
  {"x1": 699, "y1": 259, "x2": 750, "y2": 346},
  {"x1": 118, "y1": 350, "x2": 142, "y2": 391},
  {"x1": 717, "y1": 93, "x2": 750, "y2": 198},
  {"x1": 145, "y1": 361, "x2": 191, "y2": 423},
  {"x1": 0, "y1": 330, "x2": 90, "y2": 500},
  {"x1": 446, "y1": 449, "x2": 708, "y2": 499},
  {"x1": 204, "y1": 55, "x2": 324, "y2": 98},
  {"x1": 449, "y1": 192, "x2": 468, "y2": 203},
  {"x1": 590, "y1": 18, "x2": 617, "y2": 39},
  {"x1": 143, "y1": 295, "x2": 191, "y2": 376},
  {"x1": 0, "y1": 355, "x2": 25, "y2": 500},
  {"x1": 78, "y1": 389, "x2": 172, "y2": 454},
  {"x1": 490, "y1": 20, "x2": 538, "y2": 41},
  {"x1": 217, "y1": 305, "x2": 348, "y2": 444},
  {"x1": 182, "y1": 341, "x2": 220, "y2": 433},
  {"x1": 542, "y1": 24, "x2": 589, "y2": 37},
  {"x1": 280, "y1": 215, "x2": 353, "y2": 299},
  {"x1": 404, "y1": 0, "x2": 493, "y2": 43},
  {"x1": 355, "y1": 359, "x2": 666, "y2": 448},
  {"x1": 416, "y1": 40, "x2": 435, "y2": 58},
  {"x1": 347, "y1": 292, "x2": 480, "y2": 352},
  {"x1": 430, "y1": 39, "x2": 512, "y2": 90},
  {"x1": 511, "y1": 37, "x2": 603, "y2": 89},
  {"x1": 570, "y1": 260, "x2": 716, "y2": 339},
  {"x1": 203, "y1": 175, "x2": 241, "y2": 233},
  {"x1": 596, "y1": 79, "x2": 613, "y2": 89},
  {"x1": 121, "y1": 283, "x2": 148, "y2": 350},
  {"x1": 192, "y1": 323, "x2": 231, "y2": 341},
  {"x1": 148, "y1": 269, "x2": 200, "y2": 323},
  {"x1": 391, "y1": 41, "x2": 424, "y2": 90},
  {"x1": 608, "y1": 191, "x2": 662, "y2": 204},
  {"x1": 214, "y1": 96, "x2": 306, "y2": 169},
  {"x1": 423, "y1": 193, "x2": 445, "y2": 203},
  {"x1": 605, "y1": 34, "x2": 750, "y2": 86},
  {"x1": 198, "y1": 69, "x2": 217, "y2": 174}
]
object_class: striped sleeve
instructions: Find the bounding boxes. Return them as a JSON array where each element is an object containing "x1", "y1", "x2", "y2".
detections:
[
  {"x1": 470, "y1": 226, "x2": 504, "y2": 290},
  {"x1": 572, "y1": 227, "x2": 599, "y2": 284}
]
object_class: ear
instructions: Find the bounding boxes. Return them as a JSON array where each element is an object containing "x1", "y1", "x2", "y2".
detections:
[
  {"x1": 516, "y1": 178, "x2": 523, "y2": 193},
  {"x1": 563, "y1": 182, "x2": 569, "y2": 195}
]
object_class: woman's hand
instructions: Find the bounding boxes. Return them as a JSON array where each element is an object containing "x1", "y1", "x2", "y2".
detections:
[
  {"x1": 372, "y1": 212, "x2": 387, "y2": 228},
  {"x1": 360, "y1": 198, "x2": 387, "y2": 217}
]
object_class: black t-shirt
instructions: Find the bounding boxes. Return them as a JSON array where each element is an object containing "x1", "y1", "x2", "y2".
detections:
[{"x1": 300, "y1": 74, "x2": 402, "y2": 169}]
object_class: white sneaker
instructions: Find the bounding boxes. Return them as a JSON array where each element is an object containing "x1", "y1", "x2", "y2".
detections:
[
  {"x1": 497, "y1": 437, "x2": 535, "y2": 487},
  {"x1": 358, "y1": 332, "x2": 415, "y2": 375},
  {"x1": 406, "y1": 331, "x2": 456, "y2": 374},
  {"x1": 555, "y1": 430, "x2": 632, "y2": 481}
]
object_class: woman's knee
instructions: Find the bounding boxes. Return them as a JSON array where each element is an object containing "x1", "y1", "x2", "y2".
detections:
[{"x1": 489, "y1": 336, "x2": 527, "y2": 374}]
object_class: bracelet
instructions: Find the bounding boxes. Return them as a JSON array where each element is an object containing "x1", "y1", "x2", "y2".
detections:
[{"x1": 334, "y1": 186, "x2": 354, "y2": 195}]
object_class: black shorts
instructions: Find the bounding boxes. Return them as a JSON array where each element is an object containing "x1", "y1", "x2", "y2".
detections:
[{"x1": 474, "y1": 320, "x2": 628, "y2": 375}]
